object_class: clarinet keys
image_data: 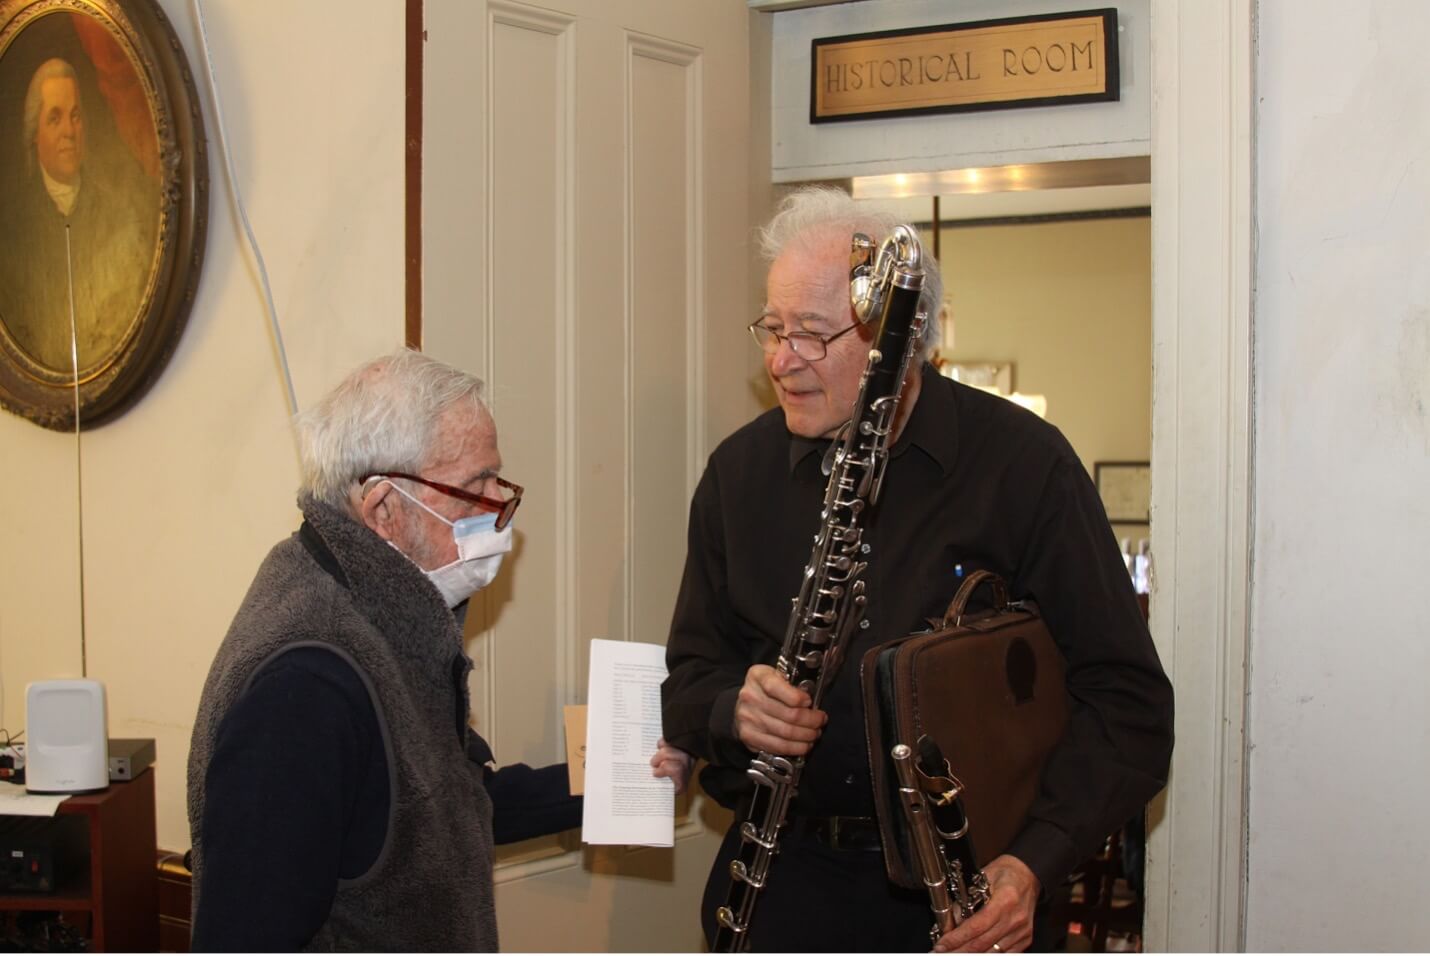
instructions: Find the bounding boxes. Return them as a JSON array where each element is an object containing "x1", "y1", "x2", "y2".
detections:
[{"x1": 715, "y1": 907, "x2": 746, "y2": 934}]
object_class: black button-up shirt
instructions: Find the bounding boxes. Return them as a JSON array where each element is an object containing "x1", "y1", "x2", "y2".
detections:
[{"x1": 661, "y1": 363, "x2": 1173, "y2": 890}]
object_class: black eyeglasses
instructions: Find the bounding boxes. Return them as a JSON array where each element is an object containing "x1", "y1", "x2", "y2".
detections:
[
  {"x1": 748, "y1": 319, "x2": 860, "y2": 361},
  {"x1": 363, "y1": 472, "x2": 523, "y2": 530}
]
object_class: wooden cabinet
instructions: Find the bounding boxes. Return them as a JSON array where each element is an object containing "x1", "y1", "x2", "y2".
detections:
[{"x1": 0, "y1": 769, "x2": 159, "y2": 951}]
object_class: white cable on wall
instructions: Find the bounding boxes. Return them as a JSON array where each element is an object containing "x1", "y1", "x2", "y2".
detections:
[
  {"x1": 190, "y1": 0, "x2": 300, "y2": 431},
  {"x1": 66, "y1": 226, "x2": 88, "y2": 677}
]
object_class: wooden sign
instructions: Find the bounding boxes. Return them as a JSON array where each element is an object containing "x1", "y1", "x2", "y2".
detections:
[{"x1": 811, "y1": 8, "x2": 1119, "y2": 123}]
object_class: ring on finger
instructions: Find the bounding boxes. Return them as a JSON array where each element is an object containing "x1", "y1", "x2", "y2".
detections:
[{"x1": 991, "y1": 945, "x2": 1002, "y2": 953}]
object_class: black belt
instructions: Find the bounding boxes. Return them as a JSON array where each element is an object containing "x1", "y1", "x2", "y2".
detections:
[{"x1": 788, "y1": 815, "x2": 883, "y2": 852}]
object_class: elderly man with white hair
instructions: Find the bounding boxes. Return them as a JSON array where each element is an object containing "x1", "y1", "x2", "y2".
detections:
[
  {"x1": 661, "y1": 187, "x2": 1173, "y2": 953},
  {"x1": 188, "y1": 349, "x2": 686, "y2": 951}
]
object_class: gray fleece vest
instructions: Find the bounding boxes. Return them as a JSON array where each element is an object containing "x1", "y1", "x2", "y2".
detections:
[{"x1": 187, "y1": 496, "x2": 497, "y2": 951}]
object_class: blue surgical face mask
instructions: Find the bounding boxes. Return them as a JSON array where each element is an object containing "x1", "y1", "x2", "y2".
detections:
[{"x1": 382, "y1": 480, "x2": 514, "y2": 608}]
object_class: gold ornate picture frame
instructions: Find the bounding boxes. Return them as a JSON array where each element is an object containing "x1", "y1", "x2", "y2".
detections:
[{"x1": 0, "y1": 0, "x2": 207, "y2": 430}]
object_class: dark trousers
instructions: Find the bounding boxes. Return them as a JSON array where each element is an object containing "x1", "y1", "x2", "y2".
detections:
[
  {"x1": 700, "y1": 821, "x2": 1067, "y2": 953},
  {"x1": 700, "y1": 822, "x2": 934, "y2": 953}
]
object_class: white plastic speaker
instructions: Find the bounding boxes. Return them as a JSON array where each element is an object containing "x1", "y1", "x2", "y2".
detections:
[{"x1": 25, "y1": 680, "x2": 109, "y2": 794}]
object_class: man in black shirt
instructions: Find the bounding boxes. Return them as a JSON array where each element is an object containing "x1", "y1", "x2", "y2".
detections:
[{"x1": 661, "y1": 188, "x2": 1173, "y2": 952}]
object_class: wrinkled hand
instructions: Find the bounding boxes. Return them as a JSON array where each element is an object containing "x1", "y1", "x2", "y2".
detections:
[
  {"x1": 932, "y1": 855, "x2": 1039, "y2": 953},
  {"x1": 649, "y1": 738, "x2": 694, "y2": 795},
  {"x1": 733, "y1": 664, "x2": 827, "y2": 756}
]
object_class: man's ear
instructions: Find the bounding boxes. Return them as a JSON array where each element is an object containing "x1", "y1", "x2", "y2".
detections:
[{"x1": 357, "y1": 479, "x2": 400, "y2": 542}]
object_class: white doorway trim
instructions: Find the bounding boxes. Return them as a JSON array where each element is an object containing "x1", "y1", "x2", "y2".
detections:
[{"x1": 1143, "y1": 1, "x2": 1254, "y2": 951}]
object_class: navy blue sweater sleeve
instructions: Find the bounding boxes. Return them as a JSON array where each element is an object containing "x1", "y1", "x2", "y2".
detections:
[
  {"x1": 191, "y1": 648, "x2": 383, "y2": 953},
  {"x1": 466, "y1": 730, "x2": 583, "y2": 844}
]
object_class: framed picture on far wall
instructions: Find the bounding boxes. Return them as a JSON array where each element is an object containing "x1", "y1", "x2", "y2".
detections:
[
  {"x1": 0, "y1": 0, "x2": 208, "y2": 431},
  {"x1": 1094, "y1": 461, "x2": 1151, "y2": 524}
]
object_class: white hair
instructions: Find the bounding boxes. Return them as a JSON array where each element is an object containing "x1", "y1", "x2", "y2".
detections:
[
  {"x1": 295, "y1": 349, "x2": 490, "y2": 510},
  {"x1": 23, "y1": 58, "x2": 80, "y2": 172},
  {"x1": 759, "y1": 186, "x2": 944, "y2": 355}
]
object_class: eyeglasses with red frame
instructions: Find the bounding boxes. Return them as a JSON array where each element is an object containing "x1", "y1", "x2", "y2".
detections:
[{"x1": 363, "y1": 472, "x2": 523, "y2": 530}]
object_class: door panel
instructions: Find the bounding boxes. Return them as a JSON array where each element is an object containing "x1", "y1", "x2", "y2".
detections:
[
  {"x1": 423, "y1": 0, "x2": 757, "y2": 950},
  {"x1": 480, "y1": 9, "x2": 568, "y2": 756},
  {"x1": 630, "y1": 39, "x2": 698, "y2": 652}
]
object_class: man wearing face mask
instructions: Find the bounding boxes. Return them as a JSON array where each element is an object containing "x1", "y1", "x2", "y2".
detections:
[{"x1": 187, "y1": 349, "x2": 690, "y2": 951}]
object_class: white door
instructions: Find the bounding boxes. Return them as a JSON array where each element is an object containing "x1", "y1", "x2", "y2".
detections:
[{"x1": 422, "y1": 0, "x2": 760, "y2": 950}]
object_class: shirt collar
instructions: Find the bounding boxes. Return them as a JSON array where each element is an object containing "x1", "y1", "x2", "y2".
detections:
[
  {"x1": 787, "y1": 433, "x2": 826, "y2": 474},
  {"x1": 785, "y1": 363, "x2": 959, "y2": 476},
  {"x1": 41, "y1": 166, "x2": 80, "y2": 216},
  {"x1": 894, "y1": 362, "x2": 959, "y2": 474}
]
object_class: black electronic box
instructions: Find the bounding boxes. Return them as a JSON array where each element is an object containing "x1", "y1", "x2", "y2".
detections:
[{"x1": 0, "y1": 816, "x2": 88, "y2": 893}]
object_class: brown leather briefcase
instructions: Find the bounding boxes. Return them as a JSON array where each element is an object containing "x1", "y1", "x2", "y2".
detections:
[{"x1": 860, "y1": 570, "x2": 1069, "y2": 889}]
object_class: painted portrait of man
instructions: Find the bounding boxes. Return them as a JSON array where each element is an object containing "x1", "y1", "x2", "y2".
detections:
[{"x1": 0, "y1": 10, "x2": 162, "y2": 377}]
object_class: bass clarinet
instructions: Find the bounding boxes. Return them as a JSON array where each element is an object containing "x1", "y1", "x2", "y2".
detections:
[{"x1": 712, "y1": 226, "x2": 927, "y2": 952}]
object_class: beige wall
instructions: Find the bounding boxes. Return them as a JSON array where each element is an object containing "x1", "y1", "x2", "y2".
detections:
[
  {"x1": 0, "y1": 0, "x2": 406, "y2": 851},
  {"x1": 937, "y1": 215, "x2": 1152, "y2": 542}
]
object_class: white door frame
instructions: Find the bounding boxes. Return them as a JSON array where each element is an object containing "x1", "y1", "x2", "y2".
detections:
[{"x1": 1143, "y1": 0, "x2": 1254, "y2": 951}]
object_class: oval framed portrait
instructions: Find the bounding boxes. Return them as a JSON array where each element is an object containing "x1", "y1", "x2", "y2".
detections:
[{"x1": 0, "y1": 0, "x2": 207, "y2": 430}]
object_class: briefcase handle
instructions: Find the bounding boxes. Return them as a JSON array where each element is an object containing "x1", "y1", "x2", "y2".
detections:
[{"x1": 941, "y1": 570, "x2": 1012, "y2": 627}]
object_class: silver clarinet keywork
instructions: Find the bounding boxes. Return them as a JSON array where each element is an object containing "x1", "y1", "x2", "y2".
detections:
[
  {"x1": 893, "y1": 738, "x2": 993, "y2": 944},
  {"x1": 711, "y1": 226, "x2": 927, "y2": 952}
]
